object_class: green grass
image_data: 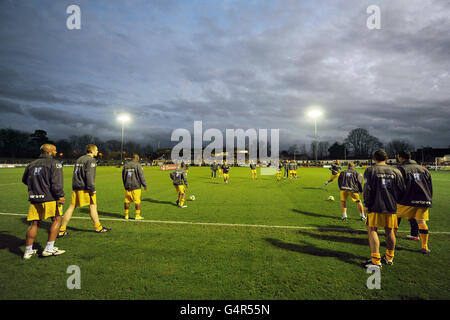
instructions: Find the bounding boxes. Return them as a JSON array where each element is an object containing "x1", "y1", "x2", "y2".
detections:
[{"x1": 0, "y1": 166, "x2": 449, "y2": 300}]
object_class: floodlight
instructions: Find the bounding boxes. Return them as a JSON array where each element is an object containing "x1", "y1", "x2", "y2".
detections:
[
  {"x1": 117, "y1": 114, "x2": 130, "y2": 122},
  {"x1": 307, "y1": 109, "x2": 323, "y2": 119}
]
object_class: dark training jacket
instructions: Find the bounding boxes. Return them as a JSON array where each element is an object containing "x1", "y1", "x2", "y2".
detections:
[
  {"x1": 72, "y1": 154, "x2": 97, "y2": 192},
  {"x1": 363, "y1": 164, "x2": 406, "y2": 214},
  {"x1": 170, "y1": 168, "x2": 188, "y2": 186},
  {"x1": 221, "y1": 164, "x2": 231, "y2": 174},
  {"x1": 122, "y1": 161, "x2": 147, "y2": 190},
  {"x1": 22, "y1": 154, "x2": 64, "y2": 204},
  {"x1": 338, "y1": 168, "x2": 363, "y2": 193},
  {"x1": 330, "y1": 164, "x2": 342, "y2": 175},
  {"x1": 397, "y1": 160, "x2": 433, "y2": 207}
]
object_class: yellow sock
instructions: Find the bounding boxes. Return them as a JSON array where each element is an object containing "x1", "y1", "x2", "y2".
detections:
[
  {"x1": 385, "y1": 249, "x2": 395, "y2": 262},
  {"x1": 94, "y1": 222, "x2": 102, "y2": 231},
  {"x1": 59, "y1": 225, "x2": 66, "y2": 233},
  {"x1": 124, "y1": 209, "x2": 129, "y2": 216},
  {"x1": 371, "y1": 253, "x2": 381, "y2": 265},
  {"x1": 136, "y1": 210, "x2": 141, "y2": 217},
  {"x1": 180, "y1": 197, "x2": 185, "y2": 206},
  {"x1": 419, "y1": 224, "x2": 429, "y2": 250}
]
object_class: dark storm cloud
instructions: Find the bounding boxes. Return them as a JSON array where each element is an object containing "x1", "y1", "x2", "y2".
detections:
[
  {"x1": 0, "y1": 98, "x2": 25, "y2": 115},
  {"x1": 0, "y1": 0, "x2": 449, "y2": 149}
]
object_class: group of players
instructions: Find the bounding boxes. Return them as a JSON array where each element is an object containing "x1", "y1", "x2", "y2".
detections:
[
  {"x1": 21, "y1": 143, "x2": 149, "y2": 259},
  {"x1": 322, "y1": 151, "x2": 432, "y2": 269},
  {"x1": 21, "y1": 143, "x2": 432, "y2": 271}
]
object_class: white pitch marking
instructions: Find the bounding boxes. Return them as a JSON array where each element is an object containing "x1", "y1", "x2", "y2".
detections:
[{"x1": 0, "y1": 212, "x2": 449, "y2": 234}]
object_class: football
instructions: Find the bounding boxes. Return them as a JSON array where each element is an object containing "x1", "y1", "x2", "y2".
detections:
[
  {"x1": 189, "y1": 195, "x2": 196, "y2": 201},
  {"x1": 328, "y1": 195, "x2": 335, "y2": 201}
]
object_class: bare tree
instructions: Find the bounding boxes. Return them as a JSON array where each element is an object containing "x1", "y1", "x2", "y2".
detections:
[
  {"x1": 345, "y1": 128, "x2": 383, "y2": 158},
  {"x1": 386, "y1": 139, "x2": 415, "y2": 158}
]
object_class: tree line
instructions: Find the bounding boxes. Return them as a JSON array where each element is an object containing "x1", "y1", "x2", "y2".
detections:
[
  {"x1": 0, "y1": 127, "x2": 415, "y2": 160},
  {"x1": 0, "y1": 128, "x2": 157, "y2": 160},
  {"x1": 282, "y1": 128, "x2": 414, "y2": 160}
]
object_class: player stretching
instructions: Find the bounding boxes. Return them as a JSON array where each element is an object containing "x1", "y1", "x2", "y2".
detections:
[
  {"x1": 22, "y1": 144, "x2": 66, "y2": 258},
  {"x1": 324, "y1": 160, "x2": 341, "y2": 189},
  {"x1": 122, "y1": 154, "x2": 148, "y2": 220},
  {"x1": 222, "y1": 161, "x2": 231, "y2": 184},
  {"x1": 58, "y1": 144, "x2": 110, "y2": 237},
  {"x1": 396, "y1": 150, "x2": 433, "y2": 254},
  {"x1": 170, "y1": 164, "x2": 188, "y2": 208},
  {"x1": 364, "y1": 150, "x2": 405, "y2": 269},
  {"x1": 338, "y1": 162, "x2": 366, "y2": 221},
  {"x1": 250, "y1": 161, "x2": 257, "y2": 180}
]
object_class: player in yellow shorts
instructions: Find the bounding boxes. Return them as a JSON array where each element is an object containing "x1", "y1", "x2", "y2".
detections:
[
  {"x1": 250, "y1": 161, "x2": 257, "y2": 180},
  {"x1": 338, "y1": 162, "x2": 365, "y2": 221},
  {"x1": 222, "y1": 161, "x2": 231, "y2": 184},
  {"x1": 170, "y1": 164, "x2": 188, "y2": 207},
  {"x1": 22, "y1": 144, "x2": 66, "y2": 259},
  {"x1": 59, "y1": 144, "x2": 110, "y2": 237},
  {"x1": 122, "y1": 154, "x2": 148, "y2": 220},
  {"x1": 395, "y1": 150, "x2": 433, "y2": 254},
  {"x1": 324, "y1": 160, "x2": 341, "y2": 189},
  {"x1": 363, "y1": 150, "x2": 405, "y2": 269}
]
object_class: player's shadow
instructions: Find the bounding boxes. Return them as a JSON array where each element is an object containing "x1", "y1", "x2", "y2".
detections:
[
  {"x1": 265, "y1": 238, "x2": 366, "y2": 267},
  {"x1": 291, "y1": 209, "x2": 340, "y2": 220},
  {"x1": 142, "y1": 198, "x2": 178, "y2": 207},
  {"x1": 309, "y1": 225, "x2": 417, "y2": 252},
  {"x1": 80, "y1": 208, "x2": 123, "y2": 219},
  {"x1": 312, "y1": 225, "x2": 367, "y2": 235},
  {"x1": 302, "y1": 187, "x2": 322, "y2": 190},
  {"x1": 298, "y1": 230, "x2": 368, "y2": 247},
  {"x1": 20, "y1": 217, "x2": 93, "y2": 233},
  {"x1": 0, "y1": 231, "x2": 28, "y2": 257}
]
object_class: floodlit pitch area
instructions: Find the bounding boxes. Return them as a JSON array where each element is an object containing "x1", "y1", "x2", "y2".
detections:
[{"x1": 0, "y1": 166, "x2": 449, "y2": 300}]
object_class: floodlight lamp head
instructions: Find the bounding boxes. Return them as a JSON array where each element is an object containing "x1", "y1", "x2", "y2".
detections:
[
  {"x1": 307, "y1": 109, "x2": 322, "y2": 119},
  {"x1": 117, "y1": 114, "x2": 130, "y2": 122}
]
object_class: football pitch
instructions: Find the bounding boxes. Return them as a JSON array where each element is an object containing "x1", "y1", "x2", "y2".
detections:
[{"x1": 0, "y1": 166, "x2": 449, "y2": 300}]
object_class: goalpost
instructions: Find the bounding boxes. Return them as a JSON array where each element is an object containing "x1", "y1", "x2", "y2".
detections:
[{"x1": 434, "y1": 155, "x2": 450, "y2": 171}]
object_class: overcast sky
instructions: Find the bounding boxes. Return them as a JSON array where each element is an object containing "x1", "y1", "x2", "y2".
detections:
[{"x1": 0, "y1": 0, "x2": 449, "y2": 150}]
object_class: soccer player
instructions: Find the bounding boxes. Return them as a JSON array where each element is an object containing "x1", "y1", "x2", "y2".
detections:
[
  {"x1": 170, "y1": 164, "x2": 188, "y2": 208},
  {"x1": 396, "y1": 150, "x2": 433, "y2": 254},
  {"x1": 22, "y1": 144, "x2": 66, "y2": 259},
  {"x1": 250, "y1": 161, "x2": 257, "y2": 180},
  {"x1": 324, "y1": 160, "x2": 341, "y2": 188},
  {"x1": 338, "y1": 162, "x2": 366, "y2": 221},
  {"x1": 58, "y1": 144, "x2": 110, "y2": 237},
  {"x1": 277, "y1": 161, "x2": 283, "y2": 181},
  {"x1": 122, "y1": 154, "x2": 148, "y2": 220},
  {"x1": 363, "y1": 150, "x2": 405, "y2": 268},
  {"x1": 283, "y1": 160, "x2": 289, "y2": 179},
  {"x1": 287, "y1": 160, "x2": 296, "y2": 179},
  {"x1": 218, "y1": 162, "x2": 223, "y2": 178},
  {"x1": 222, "y1": 160, "x2": 231, "y2": 184},
  {"x1": 211, "y1": 161, "x2": 218, "y2": 179}
]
